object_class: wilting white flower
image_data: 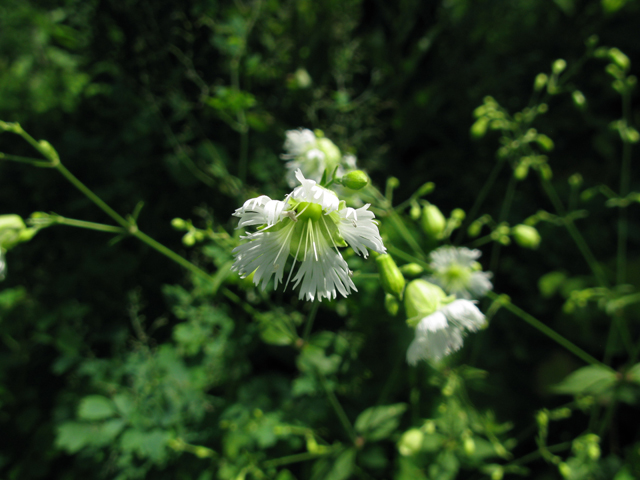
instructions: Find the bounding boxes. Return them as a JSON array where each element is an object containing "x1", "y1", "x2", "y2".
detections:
[
  {"x1": 232, "y1": 169, "x2": 386, "y2": 301},
  {"x1": 407, "y1": 299, "x2": 486, "y2": 364},
  {"x1": 428, "y1": 246, "x2": 492, "y2": 299}
]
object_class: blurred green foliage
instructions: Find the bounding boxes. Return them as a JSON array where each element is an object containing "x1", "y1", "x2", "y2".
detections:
[{"x1": 1, "y1": 0, "x2": 640, "y2": 479}]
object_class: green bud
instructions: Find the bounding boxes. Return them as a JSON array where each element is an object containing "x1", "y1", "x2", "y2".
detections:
[
  {"x1": 415, "y1": 182, "x2": 435, "y2": 197},
  {"x1": 606, "y1": 63, "x2": 624, "y2": 79},
  {"x1": 384, "y1": 293, "x2": 400, "y2": 316},
  {"x1": 398, "y1": 429, "x2": 424, "y2": 456},
  {"x1": 585, "y1": 35, "x2": 599, "y2": 48},
  {"x1": 171, "y1": 218, "x2": 187, "y2": 230},
  {"x1": 38, "y1": 140, "x2": 59, "y2": 163},
  {"x1": 558, "y1": 462, "x2": 571, "y2": 478},
  {"x1": 421, "y1": 204, "x2": 446, "y2": 240},
  {"x1": 512, "y1": 224, "x2": 541, "y2": 249},
  {"x1": 552, "y1": 59, "x2": 567, "y2": 75},
  {"x1": 376, "y1": 254, "x2": 406, "y2": 299},
  {"x1": 463, "y1": 436, "x2": 476, "y2": 456},
  {"x1": 451, "y1": 208, "x2": 466, "y2": 221},
  {"x1": 341, "y1": 170, "x2": 369, "y2": 190},
  {"x1": 514, "y1": 161, "x2": 530, "y2": 180},
  {"x1": 490, "y1": 466, "x2": 504, "y2": 480},
  {"x1": 404, "y1": 279, "x2": 447, "y2": 326},
  {"x1": 399, "y1": 263, "x2": 424, "y2": 277},
  {"x1": 568, "y1": 173, "x2": 583, "y2": 187},
  {"x1": 294, "y1": 67, "x2": 312, "y2": 88},
  {"x1": 534, "y1": 73, "x2": 548, "y2": 91},
  {"x1": 539, "y1": 163, "x2": 553, "y2": 180},
  {"x1": 317, "y1": 137, "x2": 341, "y2": 168},
  {"x1": 182, "y1": 232, "x2": 196, "y2": 246},
  {"x1": 535, "y1": 134, "x2": 554, "y2": 152},
  {"x1": 0, "y1": 214, "x2": 34, "y2": 251},
  {"x1": 470, "y1": 117, "x2": 489, "y2": 138},
  {"x1": 609, "y1": 48, "x2": 630, "y2": 71},
  {"x1": 409, "y1": 203, "x2": 421, "y2": 220},
  {"x1": 572, "y1": 90, "x2": 586, "y2": 109},
  {"x1": 624, "y1": 127, "x2": 640, "y2": 143}
]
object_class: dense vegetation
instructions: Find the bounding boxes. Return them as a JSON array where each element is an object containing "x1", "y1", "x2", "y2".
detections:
[{"x1": 1, "y1": 0, "x2": 639, "y2": 478}]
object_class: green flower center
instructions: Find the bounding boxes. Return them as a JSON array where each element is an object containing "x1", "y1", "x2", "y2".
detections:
[{"x1": 296, "y1": 202, "x2": 323, "y2": 222}]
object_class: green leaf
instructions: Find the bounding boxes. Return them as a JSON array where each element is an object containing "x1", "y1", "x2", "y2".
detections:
[
  {"x1": 553, "y1": 365, "x2": 617, "y2": 396},
  {"x1": 626, "y1": 363, "x2": 640, "y2": 385},
  {"x1": 56, "y1": 421, "x2": 97, "y2": 453},
  {"x1": 77, "y1": 395, "x2": 117, "y2": 420},
  {"x1": 311, "y1": 448, "x2": 355, "y2": 480},
  {"x1": 355, "y1": 403, "x2": 407, "y2": 441}
]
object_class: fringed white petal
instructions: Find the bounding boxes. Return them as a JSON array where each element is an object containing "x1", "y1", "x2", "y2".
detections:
[
  {"x1": 442, "y1": 299, "x2": 486, "y2": 331},
  {"x1": 290, "y1": 219, "x2": 356, "y2": 301},
  {"x1": 283, "y1": 128, "x2": 317, "y2": 157},
  {"x1": 233, "y1": 196, "x2": 287, "y2": 229},
  {"x1": 336, "y1": 204, "x2": 386, "y2": 257},
  {"x1": 407, "y1": 327, "x2": 464, "y2": 364},
  {"x1": 291, "y1": 169, "x2": 340, "y2": 213},
  {"x1": 406, "y1": 300, "x2": 484, "y2": 364},
  {"x1": 231, "y1": 221, "x2": 295, "y2": 290}
]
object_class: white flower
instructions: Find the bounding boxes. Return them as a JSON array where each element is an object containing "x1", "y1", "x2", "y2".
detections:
[
  {"x1": 283, "y1": 128, "x2": 317, "y2": 157},
  {"x1": 232, "y1": 169, "x2": 386, "y2": 301},
  {"x1": 407, "y1": 299, "x2": 486, "y2": 364},
  {"x1": 428, "y1": 246, "x2": 492, "y2": 299}
]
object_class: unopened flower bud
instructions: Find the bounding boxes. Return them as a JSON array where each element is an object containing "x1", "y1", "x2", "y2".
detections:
[
  {"x1": 341, "y1": 170, "x2": 369, "y2": 190},
  {"x1": 294, "y1": 68, "x2": 312, "y2": 89},
  {"x1": 415, "y1": 182, "x2": 435, "y2": 197},
  {"x1": 171, "y1": 218, "x2": 187, "y2": 230},
  {"x1": 399, "y1": 263, "x2": 424, "y2": 277},
  {"x1": 421, "y1": 204, "x2": 446, "y2": 240},
  {"x1": 377, "y1": 254, "x2": 406, "y2": 299},
  {"x1": 609, "y1": 48, "x2": 630, "y2": 71},
  {"x1": 552, "y1": 59, "x2": 567, "y2": 75},
  {"x1": 398, "y1": 428, "x2": 424, "y2": 456},
  {"x1": 572, "y1": 90, "x2": 586, "y2": 109},
  {"x1": 404, "y1": 279, "x2": 447, "y2": 325},
  {"x1": 470, "y1": 117, "x2": 489, "y2": 138},
  {"x1": 534, "y1": 73, "x2": 548, "y2": 91},
  {"x1": 463, "y1": 436, "x2": 476, "y2": 456},
  {"x1": 0, "y1": 215, "x2": 32, "y2": 251},
  {"x1": 384, "y1": 293, "x2": 400, "y2": 316},
  {"x1": 512, "y1": 224, "x2": 541, "y2": 249}
]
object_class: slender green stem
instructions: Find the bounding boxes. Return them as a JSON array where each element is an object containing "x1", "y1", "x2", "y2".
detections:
[
  {"x1": 386, "y1": 245, "x2": 431, "y2": 271},
  {"x1": 303, "y1": 301, "x2": 320, "y2": 341},
  {"x1": 455, "y1": 159, "x2": 505, "y2": 245},
  {"x1": 510, "y1": 441, "x2": 572, "y2": 467},
  {"x1": 0, "y1": 152, "x2": 56, "y2": 168},
  {"x1": 490, "y1": 174, "x2": 517, "y2": 273},
  {"x1": 262, "y1": 450, "x2": 333, "y2": 468},
  {"x1": 539, "y1": 176, "x2": 609, "y2": 287},
  {"x1": 488, "y1": 291, "x2": 611, "y2": 370},
  {"x1": 318, "y1": 372, "x2": 357, "y2": 442},
  {"x1": 133, "y1": 229, "x2": 213, "y2": 283},
  {"x1": 48, "y1": 216, "x2": 126, "y2": 233},
  {"x1": 55, "y1": 163, "x2": 132, "y2": 230}
]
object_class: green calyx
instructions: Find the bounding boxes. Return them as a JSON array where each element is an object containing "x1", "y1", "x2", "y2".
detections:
[{"x1": 404, "y1": 279, "x2": 448, "y2": 327}]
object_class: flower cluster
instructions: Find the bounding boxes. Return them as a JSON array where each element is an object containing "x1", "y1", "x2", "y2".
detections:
[
  {"x1": 404, "y1": 279, "x2": 486, "y2": 364},
  {"x1": 232, "y1": 169, "x2": 385, "y2": 301}
]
